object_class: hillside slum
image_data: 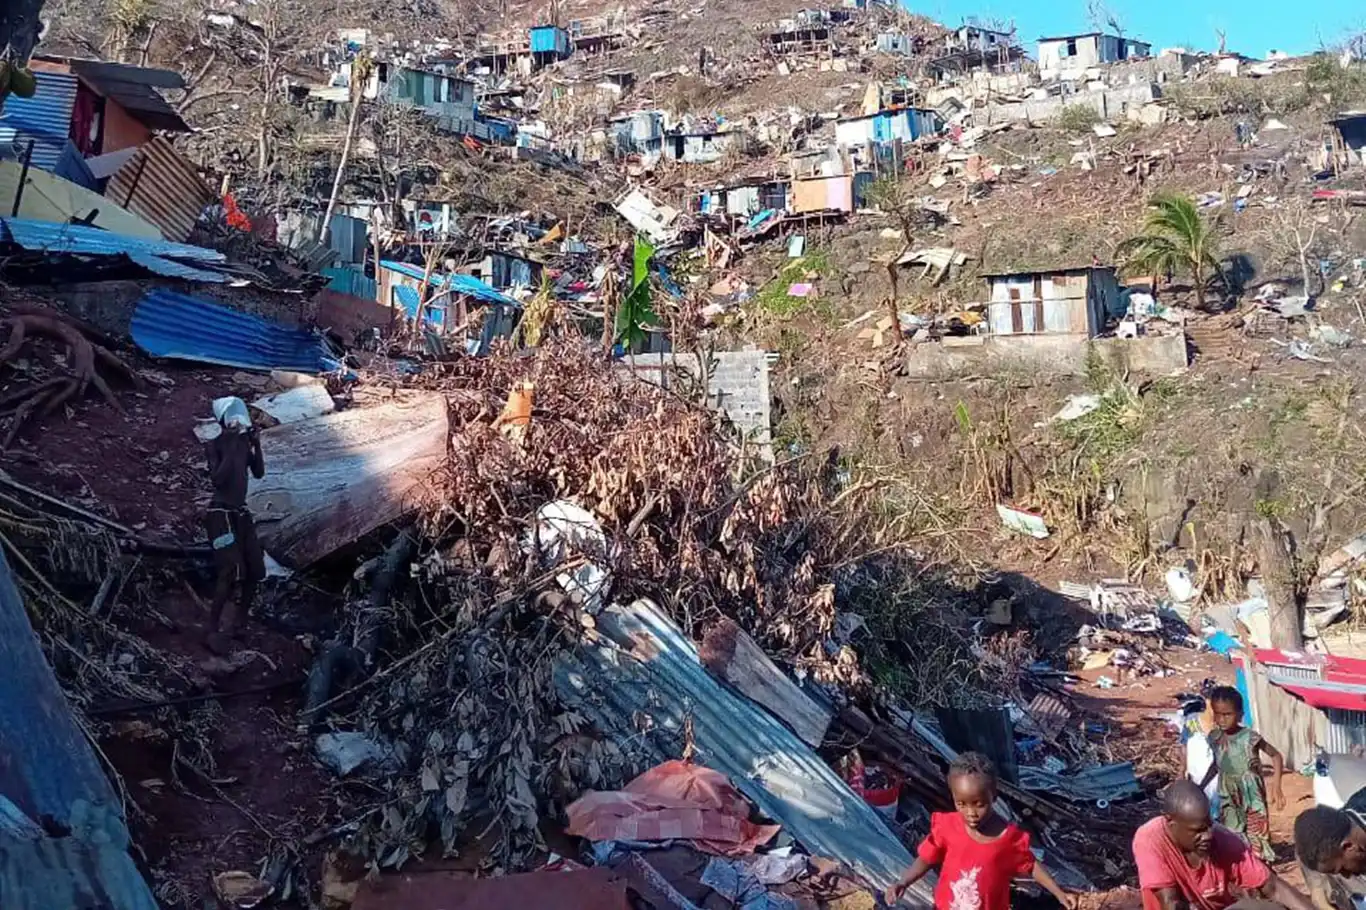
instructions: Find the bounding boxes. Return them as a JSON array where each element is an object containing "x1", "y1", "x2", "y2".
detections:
[{"x1": 6, "y1": 5, "x2": 1366, "y2": 910}]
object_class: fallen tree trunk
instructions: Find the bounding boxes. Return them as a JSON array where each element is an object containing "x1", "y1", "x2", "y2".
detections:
[
  {"x1": 0, "y1": 548, "x2": 159, "y2": 910},
  {"x1": 247, "y1": 392, "x2": 448, "y2": 567}
]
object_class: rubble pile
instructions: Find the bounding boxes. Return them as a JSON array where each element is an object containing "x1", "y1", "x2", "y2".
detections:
[{"x1": 311, "y1": 338, "x2": 925, "y2": 869}]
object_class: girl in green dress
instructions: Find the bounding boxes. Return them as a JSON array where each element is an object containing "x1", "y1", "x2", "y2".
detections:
[{"x1": 1198, "y1": 685, "x2": 1285, "y2": 861}]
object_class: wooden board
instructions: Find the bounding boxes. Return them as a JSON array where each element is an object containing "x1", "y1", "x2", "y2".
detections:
[
  {"x1": 0, "y1": 160, "x2": 163, "y2": 239},
  {"x1": 247, "y1": 392, "x2": 448, "y2": 567},
  {"x1": 699, "y1": 617, "x2": 832, "y2": 747}
]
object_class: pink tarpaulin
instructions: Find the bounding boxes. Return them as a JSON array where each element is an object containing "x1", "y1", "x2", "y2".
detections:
[{"x1": 566, "y1": 760, "x2": 780, "y2": 856}]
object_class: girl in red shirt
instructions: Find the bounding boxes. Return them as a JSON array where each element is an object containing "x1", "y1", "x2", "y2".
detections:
[{"x1": 886, "y1": 753, "x2": 1079, "y2": 910}]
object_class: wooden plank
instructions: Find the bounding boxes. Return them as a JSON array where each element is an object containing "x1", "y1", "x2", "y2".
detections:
[
  {"x1": 247, "y1": 392, "x2": 448, "y2": 567},
  {"x1": 698, "y1": 618, "x2": 831, "y2": 747}
]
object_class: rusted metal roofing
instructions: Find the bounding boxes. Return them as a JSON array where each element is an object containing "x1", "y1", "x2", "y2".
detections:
[
  {"x1": 554, "y1": 599, "x2": 932, "y2": 901},
  {"x1": 106, "y1": 137, "x2": 213, "y2": 242}
]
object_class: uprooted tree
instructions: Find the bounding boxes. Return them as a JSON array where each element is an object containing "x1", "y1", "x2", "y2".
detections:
[{"x1": 0, "y1": 310, "x2": 144, "y2": 447}]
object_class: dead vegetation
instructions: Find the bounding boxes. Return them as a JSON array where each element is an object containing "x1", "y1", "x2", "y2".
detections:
[{"x1": 289, "y1": 338, "x2": 1026, "y2": 872}]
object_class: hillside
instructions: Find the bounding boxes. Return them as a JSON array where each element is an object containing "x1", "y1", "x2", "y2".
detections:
[{"x1": 7, "y1": 0, "x2": 1366, "y2": 907}]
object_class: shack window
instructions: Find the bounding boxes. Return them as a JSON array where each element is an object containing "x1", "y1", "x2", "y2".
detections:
[{"x1": 1065, "y1": 38, "x2": 1077, "y2": 57}]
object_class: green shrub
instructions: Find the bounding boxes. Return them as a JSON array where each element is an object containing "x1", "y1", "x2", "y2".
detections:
[{"x1": 1057, "y1": 103, "x2": 1102, "y2": 133}]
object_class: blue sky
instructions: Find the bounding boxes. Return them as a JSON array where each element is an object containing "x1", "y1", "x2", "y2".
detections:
[{"x1": 913, "y1": 0, "x2": 1360, "y2": 57}]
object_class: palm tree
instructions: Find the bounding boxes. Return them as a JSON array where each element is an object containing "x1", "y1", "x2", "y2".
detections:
[{"x1": 1117, "y1": 192, "x2": 1222, "y2": 310}]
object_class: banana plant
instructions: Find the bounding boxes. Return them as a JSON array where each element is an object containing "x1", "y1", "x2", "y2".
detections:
[
  {"x1": 0, "y1": 0, "x2": 46, "y2": 115},
  {"x1": 615, "y1": 235, "x2": 659, "y2": 351}
]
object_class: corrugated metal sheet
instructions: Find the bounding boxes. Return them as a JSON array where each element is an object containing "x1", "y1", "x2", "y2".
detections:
[
  {"x1": 393, "y1": 284, "x2": 421, "y2": 317},
  {"x1": 130, "y1": 289, "x2": 329, "y2": 373},
  {"x1": 54, "y1": 142, "x2": 98, "y2": 191},
  {"x1": 328, "y1": 213, "x2": 367, "y2": 264},
  {"x1": 0, "y1": 72, "x2": 79, "y2": 173},
  {"x1": 106, "y1": 137, "x2": 214, "y2": 243},
  {"x1": 1326, "y1": 709, "x2": 1366, "y2": 754},
  {"x1": 380, "y1": 260, "x2": 519, "y2": 306},
  {"x1": 529, "y1": 25, "x2": 570, "y2": 54},
  {"x1": 0, "y1": 216, "x2": 224, "y2": 262},
  {"x1": 1017, "y1": 762, "x2": 1141, "y2": 803},
  {"x1": 323, "y1": 265, "x2": 378, "y2": 300},
  {"x1": 554, "y1": 599, "x2": 930, "y2": 900},
  {"x1": 0, "y1": 550, "x2": 159, "y2": 910},
  {"x1": 68, "y1": 60, "x2": 189, "y2": 133},
  {"x1": 125, "y1": 252, "x2": 227, "y2": 283}
]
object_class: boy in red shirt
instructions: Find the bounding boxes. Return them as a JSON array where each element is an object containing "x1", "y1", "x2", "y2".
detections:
[{"x1": 886, "y1": 753, "x2": 1077, "y2": 910}]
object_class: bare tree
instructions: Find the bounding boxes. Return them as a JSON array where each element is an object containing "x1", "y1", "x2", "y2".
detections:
[
  {"x1": 1085, "y1": 0, "x2": 1125, "y2": 37},
  {"x1": 1257, "y1": 197, "x2": 1324, "y2": 297},
  {"x1": 320, "y1": 53, "x2": 372, "y2": 242}
]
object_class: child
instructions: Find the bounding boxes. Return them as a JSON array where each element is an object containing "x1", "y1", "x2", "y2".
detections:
[
  {"x1": 886, "y1": 752, "x2": 1078, "y2": 910},
  {"x1": 1198, "y1": 685, "x2": 1285, "y2": 861},
  {"x1": 1181, "y1": 696, "x2": 1220, "y2": 819}
]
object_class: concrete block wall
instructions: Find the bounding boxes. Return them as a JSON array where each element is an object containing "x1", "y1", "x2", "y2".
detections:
[
  {"x1": 982, "y1": 81, "x2": 1159, "y2": 124},
  {"x1": 621, "y1": 350, "x2": 774, "y2": 454}
]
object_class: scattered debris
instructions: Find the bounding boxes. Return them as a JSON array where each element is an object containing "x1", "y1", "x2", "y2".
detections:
[{"x1": 997, "y1": 504, "x2": 1050, "y2": 539}]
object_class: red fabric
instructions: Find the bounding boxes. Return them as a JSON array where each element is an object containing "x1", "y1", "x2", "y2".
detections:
[
  {"x1": 69, "y1": 85, "x2": 103, "y2": 156},
  {"x1": 916, "y1": 812, "x2": 1034, "y2": 910},
  {"x1": 565, "y1": 760, "x2": 779, "y2": 856},
  {"x1": 223, "y1": 193, "x2": 252, "y2": 232},
  {"x1": 1132, "y1": 817, "x2": 1271, "y2": 910}
]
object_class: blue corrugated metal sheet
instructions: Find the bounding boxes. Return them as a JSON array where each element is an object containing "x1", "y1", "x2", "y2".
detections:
[
  {"x1": 0, "y1": 550, "x2": 159, "y2": 910},
  {"x1": 130, "y1": 289, "x2": 330, "y2": 373},
  {"x1": 380, "y1": 260, "x2": 519, "y2": 307},
  {"x1": 0, "y1": 217, "x2": 224, "y2": 262},
  {"x1": 54, "y1": 141, "x2": 99, "y2": 191},
  {"x1": 125, "y1": 253, "x2": 227, "y2": 283},
  {"x1": 0, "y1": 72, "x2": 78, "y2": 174},
  {"x1": 323, "y1": 265, "x2": 378, "y2": 300},
  {"x1": 393, "y1": 284, "x2": 421, "y2": 317},
  {"x1": 554, "y1": 599, "x2": 930, "y2": 900},
  {"x1": 529, "y1": 25, "x2": 571, "y2": 54}
]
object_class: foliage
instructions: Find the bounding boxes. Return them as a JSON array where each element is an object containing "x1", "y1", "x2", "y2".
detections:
[
  {"x1": 614, "y1": 235, "x2": 659, "y2": 350},
  {"x1": 1057, "y1": 103, "x2": 1102, "y2": 134},
  {"x1": 1164, "y1": 76, "x2": 1310, "y2": 119},
  {"x1": 1116, "y1": 192, "x2": 1222, "y2": 310},
  {"x1": 756, "y1": 251, "x2": 833, "y2": 317},
  {"x1": 1306, "y1": 55, "x2": 1366, "y2": 106},
  {"x1": 335, "y1": 340, "x2": 998, "y2": 869}
]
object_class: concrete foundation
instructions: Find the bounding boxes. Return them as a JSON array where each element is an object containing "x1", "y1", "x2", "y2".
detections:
[{"x1": 903, "y1": 332, "x2": 1188, "y2": 379}]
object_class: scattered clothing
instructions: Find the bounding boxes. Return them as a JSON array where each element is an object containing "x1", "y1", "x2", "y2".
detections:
[
  {"x1": 1133, "y1": 817, "x2": 1270, "y2": 910},
  {"x1": 917, "y1": 811, "x2": 1034, "y2": 910}
]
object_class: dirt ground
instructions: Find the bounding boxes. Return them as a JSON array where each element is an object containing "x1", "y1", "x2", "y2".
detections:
[{"x1": 1072, "y1": 650, "x2": 1315, "y2": 910}]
